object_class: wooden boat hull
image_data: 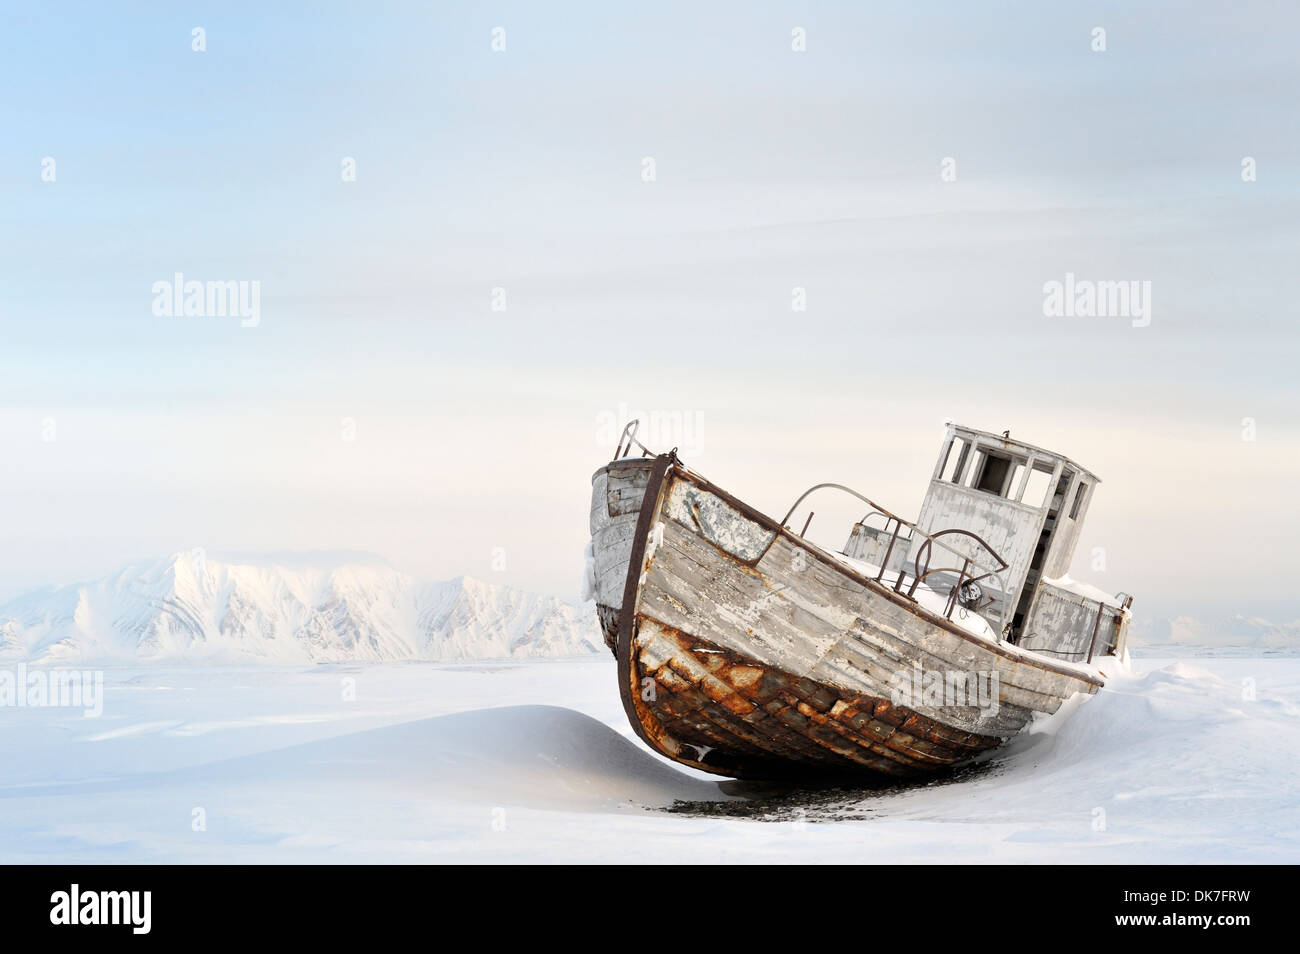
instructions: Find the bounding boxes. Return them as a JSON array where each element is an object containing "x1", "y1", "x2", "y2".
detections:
[{"x1": 590, "y1": 454, "x2": 1104, "y2": 780}]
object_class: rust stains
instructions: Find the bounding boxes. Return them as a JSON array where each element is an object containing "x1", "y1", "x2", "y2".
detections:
[{"x1": 629, "y1": 619, "x2": 1003, "y2": 780}]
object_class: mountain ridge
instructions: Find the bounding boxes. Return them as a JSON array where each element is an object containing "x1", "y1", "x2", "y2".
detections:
[
  {"x1": 0, "y1": 551, "x2": 601, "y2": 664},
  {"x1": 1130, "y1": 613, "x2": 1300, "y2": 651}
]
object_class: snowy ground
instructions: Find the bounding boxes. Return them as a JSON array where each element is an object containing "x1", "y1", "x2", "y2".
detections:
[{"x1": 1, "y1": 654, "x2": 1297, "y2": 863}]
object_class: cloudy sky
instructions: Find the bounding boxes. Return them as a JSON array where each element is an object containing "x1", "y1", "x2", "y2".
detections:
[{"x1": 2, "y1": 2, "x2": 1297, "y2": 624}]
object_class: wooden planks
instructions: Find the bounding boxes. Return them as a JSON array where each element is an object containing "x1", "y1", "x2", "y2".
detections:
[{"x1": 616, "y1": 462, "x2": 1103, "y2": 777}]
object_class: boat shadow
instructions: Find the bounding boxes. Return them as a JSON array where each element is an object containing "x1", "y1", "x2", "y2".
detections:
[{"x1": 660, "y1": 757, "x2": 1007, "y2": 821}]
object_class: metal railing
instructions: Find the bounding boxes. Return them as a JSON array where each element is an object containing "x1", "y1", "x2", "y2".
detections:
[
  {"x1": 780, "y1": 483, "x2": 1012, "y2": 637},
  {"x1": 609, "y1": 421, "x2": 1013, "y2": 640},
  {"x1": 613, "y1": 420, "x2": 655, "y2": 459}
]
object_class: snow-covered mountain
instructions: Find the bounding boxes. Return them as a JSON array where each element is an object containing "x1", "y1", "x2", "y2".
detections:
[
  {"x1": 1129, "y1": 614, "x2": 1300, "y2": 654},
  {"x1": 0, "y1": 551, "x2": 602, "y2": 664}
]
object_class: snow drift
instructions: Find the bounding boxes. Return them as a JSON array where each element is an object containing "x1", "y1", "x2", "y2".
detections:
[
  {"x1": 174, "y1": 705, "x2": 726, "y2": 811},
  {"x1": 2, "y1": 656, "x2": 1296, "y2": 862}
]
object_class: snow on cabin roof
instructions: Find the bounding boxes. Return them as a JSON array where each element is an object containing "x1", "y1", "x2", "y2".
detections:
[{"x1": 945, "y1": 423, "x2": 1101, "y2": 484}]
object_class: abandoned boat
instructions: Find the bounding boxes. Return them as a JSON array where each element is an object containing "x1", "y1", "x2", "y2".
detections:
[{"x1": 586, "y1": 422, "x2": 1133, "y2": 779}]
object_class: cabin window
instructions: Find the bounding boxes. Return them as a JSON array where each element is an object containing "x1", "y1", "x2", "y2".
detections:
[
  {"x1": 973, "y1": 453, "x2": 1012, "y2": 495},
  {"x1": 942, "y1": 439, "x2": 969, "y2": 483},
  {"x1": 937, "y1": 439, "x2": 955, "y2": 480},
  {"x1": 1008, "y1": 461, "x2": 1028, "y2": 499},
  {"x1": 1021, "y1": 467, "x2": 1053, "y2": 507},
  {"x1": 1070, "y1": 481, "x2": 1088, "y2": 519}
]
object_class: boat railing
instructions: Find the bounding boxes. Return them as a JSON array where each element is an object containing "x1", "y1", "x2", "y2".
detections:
[
  {"x1": 780, "y1": 483, "x2": 1012, "y2": 637},
  {"x1": 858, "y1": 510, "x2": 913, "y2": 537},
  {"x1": 613, "y1": 420, "x2": 655, "y2": 460},
  {"x1": 610, "y1": 422, "x2": 1013, "y2": 638}
]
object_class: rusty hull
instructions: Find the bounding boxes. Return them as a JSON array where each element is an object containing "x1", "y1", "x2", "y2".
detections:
[{"x1": 626, "y1": 620, "x2": 1003, "y2": 778}]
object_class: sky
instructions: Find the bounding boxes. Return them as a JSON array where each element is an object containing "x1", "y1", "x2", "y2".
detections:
[{"x1": 2, "y1": 2, "x2": 1298, "y2": 625}]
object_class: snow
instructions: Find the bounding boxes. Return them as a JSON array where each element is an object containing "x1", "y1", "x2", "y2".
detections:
[
  {"x1": 637, "y1": 521, "x2": 665, "y2": 586},
  {"x1": 2, "y1": 653, "x2": 1296, "y2": 862},
  {"x1": 1042, "y1": 574, "x2": 1125, "y2": 608},
  {"x1": 834, "y1": 552, "x2": 997, "y2": 640}
]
